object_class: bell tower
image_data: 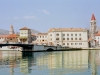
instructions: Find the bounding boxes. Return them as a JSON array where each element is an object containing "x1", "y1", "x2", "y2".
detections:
[
  {"x1": 90, "y1": 14, "x2": 97, "y2": 34},
  {"x1": 90, "y1": 14, "x2": 97, "y2": 47},
  {"x1": 9, "y1": 25, "x2": 15, "y2": 34}
]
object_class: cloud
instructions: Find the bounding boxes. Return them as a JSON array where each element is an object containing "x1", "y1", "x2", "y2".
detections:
[
  {"x1": 23, "y1": 16, "x2": 35, "y2": 19},
  {"x1": 37, "y1": 9, "x2": 50, "y2": 15},
  {"x1": 23, "y1": 16, "x2": 39, "y2": 20},
  {"x1": 7, "y1": 15, "x2": 39, "y2": 20}
]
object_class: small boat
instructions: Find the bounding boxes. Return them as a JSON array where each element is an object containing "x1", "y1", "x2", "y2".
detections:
[{"x1": 0, "y1": 46, "x2": 22, "y2": 51}]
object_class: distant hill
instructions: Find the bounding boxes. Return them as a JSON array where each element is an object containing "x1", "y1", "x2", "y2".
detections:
[
  {"x1": 0, "y1": 29, "x2": 40, "y2": 35},
  {"x1": 31, "y1": 29, "x2": 40, "y2": 34},
  {"x1": 0, "y1": 29, "x2": 9, "y2": 35}
]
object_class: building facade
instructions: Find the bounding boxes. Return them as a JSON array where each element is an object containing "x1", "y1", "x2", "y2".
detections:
[
  {"x1": 34, "y1": 33, "x2": 48, "y2": 45},
  {"x1": 19, "y1": 27, "x2": 32, "y2": 44},
  {"x1": 47, "y1": 28, "x2": 89, "y2": 48},
  {"x1": 0, "y1": 25, "x2": 19, "y2": 44},
  {"x1": 34, "y1": 28, "x2": 89, "y2": 48}
]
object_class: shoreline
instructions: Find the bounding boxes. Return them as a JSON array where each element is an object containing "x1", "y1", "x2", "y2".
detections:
[{"x1": 0, "y1": 47, "x2": 100, "y2": 52}]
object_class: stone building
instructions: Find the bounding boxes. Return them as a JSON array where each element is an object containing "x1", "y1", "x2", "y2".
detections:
[
  {"x1": 34, "y1": 28, "x2": 89, "y2": 48},
  {"x1": 19, "y1": 27, "x2": 32, "y2": 44}
]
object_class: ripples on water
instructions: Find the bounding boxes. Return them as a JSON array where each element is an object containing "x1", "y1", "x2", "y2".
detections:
[{"x1": 0, "y1": 50, "x2": 100, "y2": 75}]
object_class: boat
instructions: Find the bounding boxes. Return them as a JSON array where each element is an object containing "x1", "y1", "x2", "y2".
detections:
[{"x1": 0, "y1": 46, "x2": 22, "y2": 51}]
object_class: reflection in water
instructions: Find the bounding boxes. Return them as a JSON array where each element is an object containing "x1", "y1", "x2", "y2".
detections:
[
  {"x1": 20, "y1": 52, "x2": 33, "y2": 74},
  {"x1": 0, "y1": 50, "x2": 100, "y2": 75},
  {"x1": 0, "y1": 51, "x2": 22, "y2": 75},
  {"x1": 35, "y1": 51, "x2": 89, "y2": 75}
]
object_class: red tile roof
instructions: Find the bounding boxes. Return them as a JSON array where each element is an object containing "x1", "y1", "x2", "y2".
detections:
[
  {"x1": 0, "y1": 34, "x2": 18, "y2": 38},
  {"x1": 37, "y1": 33, "x2": 47, "y2": 35},
  {"x1": 91, "y1": 14, "x2": 96, "y2": 20},
  {"x1": 48, "y1": 28, "x2": 87, "y2": 32},
  {"x1": 20, "y1": 27, "x2": 30, "y2": 30},
  {"x1": 95, "y1": 31, "x2": 100, "y2": 36},
  {"x1": 7, "y1": 34, "x2": 17, "y2": 38}
]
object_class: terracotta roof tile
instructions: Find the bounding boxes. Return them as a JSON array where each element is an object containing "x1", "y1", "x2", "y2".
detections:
[
  {"x1": 7, "y1": 34, "x2": 17, "y2": 38},
  {"x1": 31, "y1": 34, "x2": 36, "y2": 36},
  {"x1": 48, "y1": 28, "x2": 87, "y2": 32},
  {"x1": 37, "y1": 33, "x2": 47, "y2": 35},
  {"x1": 91, "y1": 14, "x2": 96, "y2": 20},
  {"x1": 20, "y1": 27, "x2": 30, "y2": 30},
  {"x1": 0, "y1": 34, "x2": 18, "y2": 38},
  {"x1": 95, "y1": 30, "x2": 100, "y2": 36}
]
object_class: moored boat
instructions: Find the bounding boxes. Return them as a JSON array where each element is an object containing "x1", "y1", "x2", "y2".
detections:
[{"x1": 0, "y1": 46, "x2": 22, "y2": 51}]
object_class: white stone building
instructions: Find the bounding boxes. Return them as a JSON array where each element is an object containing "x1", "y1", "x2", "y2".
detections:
[
  {"x1": 47, "y1": 28, "x2": 89, "y2": 48},
  {"x1": 95, "y1": 31, "x2": 100, "y2": 46},
  {"x1": 34, "y1": 28, "x2": 89, "y2": 48}
]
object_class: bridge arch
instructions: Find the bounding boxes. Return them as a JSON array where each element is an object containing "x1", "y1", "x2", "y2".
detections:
[{"x1": 46, "y1": 48, "x2": 54, "y2": 51}]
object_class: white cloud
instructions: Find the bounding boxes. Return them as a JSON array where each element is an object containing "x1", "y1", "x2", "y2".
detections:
[
  {"x1": 23, "y1": 16, "x2": 36, "y2": 19},
  {"x1": 37, "y1": 9, "x2": 50, "y2": 15},
  {"x1": 7, "y1": 15, "x2": 39, "y2": 20},
  {"x1": 23, "y1": 16, "x2": 39, "y2": 20}
]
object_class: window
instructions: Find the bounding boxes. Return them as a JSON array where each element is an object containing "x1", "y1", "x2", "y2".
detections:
[
  {"x1": 75, "y1": 43, "x2": 78, "y2": 45},
  {"x1": 42, "y1": 40, "x2": 44, "y2": 41},
  {"x1": 79, "y1": 38, "x2": 82, "y2": 40},
  {"x1": 40, "y1": 36, "x2": 41, "y2": 38},
  {"x1": 67, "y1": 38, "x2": 69, "y2": 40},
  {"x1": 63, "y1": 38, "x2": 65, "y2": 40},
  {"x1": 56, "y1": 38, "x2": 59, "y2": 40},
  {"x1": 75, "y1": 38, "x2": 77, "y2": 40},
  {"x1": 71, "y1": 34, "x2": 73, "y2": 36},
  {"x1": 63, "y1": 43, "x2": 65, "y2": 45},
  {"x1": 71, "y1": 43, "x2": 73, "y2": 45},
  {"x1": 67, "y1": 34, "x2": 69, "y2": 36},
  {"x1": 57, "y1": 44, "x2": 59, "y2": 46},
  {"x1": 75, "y1": 34, "x2": 77, "y2": 36},
  {"x1": 63, "y1": 34, "x2": 65, "y2": 36},
  {"x1": 67, "y1": 43, "x2": 69, "y2": 45},
  {"x1": 51, "y1": 38, "x2": 52, "y2": 41},
  {"x1": 79, "y1": 34, "x2": 81, "y2": 36},
  {"x1": 56, "y1": 34, "x2": 59, "y2": 36},
  {"x1": 71, "y1": 38, "x2": 73, "y2": 40},
  {"x1": 42, "y1": 36, "x2": 44, "y2": 38},
  {"x1": 50, "y1": 34, "x2": 52, "y2": 36},
  {"x1": 79, "y1": 43, "x2": 82, "y2": 45}
]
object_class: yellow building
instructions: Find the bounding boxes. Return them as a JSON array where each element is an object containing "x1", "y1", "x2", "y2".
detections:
[{"x1": 19, "y1": 27, "x2": 32, "y2": 44}]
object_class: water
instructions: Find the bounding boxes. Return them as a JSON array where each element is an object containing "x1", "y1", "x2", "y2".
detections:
[{"x1": 0, "y1": 50, "x2": 100, "y2": 75}]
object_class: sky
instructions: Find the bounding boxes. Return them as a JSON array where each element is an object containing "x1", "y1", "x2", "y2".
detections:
[{"x1": 0, "y1": 0, "x2": 100, "y2": 32}]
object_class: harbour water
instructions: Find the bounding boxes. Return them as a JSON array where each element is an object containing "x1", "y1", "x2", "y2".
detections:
[{"x1": 0, "y1": 50, "x2": 100, "y2": 75}]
